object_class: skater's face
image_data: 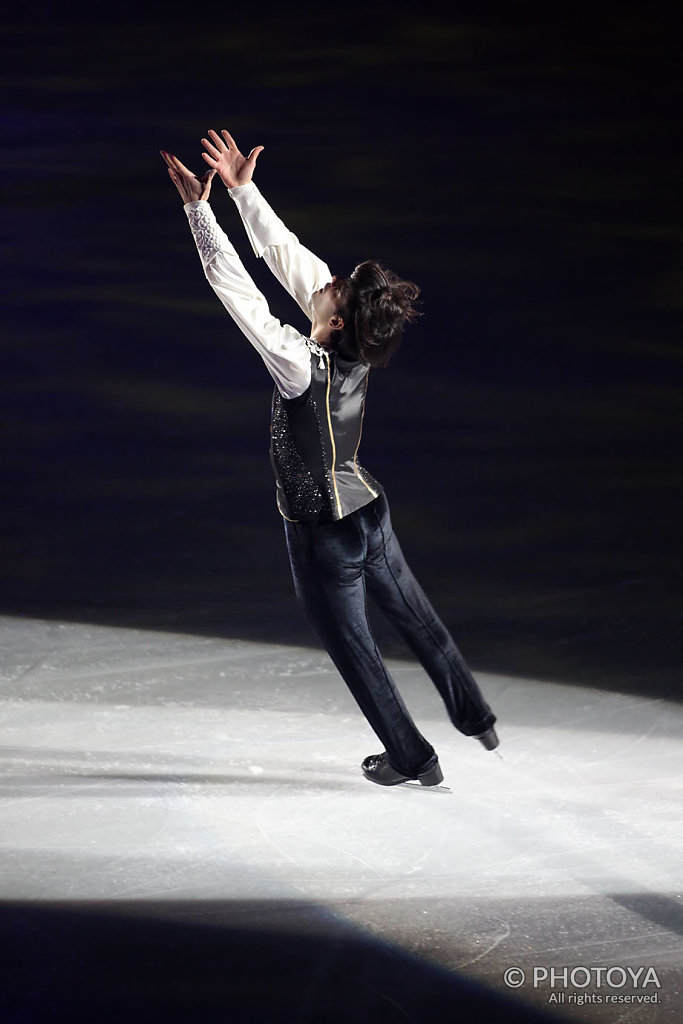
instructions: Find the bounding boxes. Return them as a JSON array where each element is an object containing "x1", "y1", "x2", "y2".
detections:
[{"x1": 311, "y1": 275, "x2": 347, "y2": 329}]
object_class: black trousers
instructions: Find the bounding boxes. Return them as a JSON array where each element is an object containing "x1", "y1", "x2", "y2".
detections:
[{"x1": 284, "y1": 492, "x2": 496, "y2": 777}]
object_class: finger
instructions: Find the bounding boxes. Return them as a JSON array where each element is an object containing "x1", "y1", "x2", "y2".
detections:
[
  {"x1": 167, "y1": 167, "x2": 184, "y2": 192},
  {"x1": 208, "y1": 128, "x2": 228, "y2": 150},
  {"x1": 167, "y1": 152, "x2": 195, "y2": 175},
  {"x1": 207, "y1": 129, "x2": 229, "y2": 153},
  {"x1": 201, "y1": 136, "x2": 223, "y2": 159},
  {"x1": 247, "y1": 145, "x2": 264, "y2": 166},
  {"x1": 221, "y1": 128, "x2": 239, "y2": 151},
  {"x1": 201, "y1": 151, "x2": 219, "y2": 167}
]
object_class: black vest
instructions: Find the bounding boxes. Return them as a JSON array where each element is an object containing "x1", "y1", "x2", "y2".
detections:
[{"x1": 270, "y1": 340, "x2": 383, "y2": 522}]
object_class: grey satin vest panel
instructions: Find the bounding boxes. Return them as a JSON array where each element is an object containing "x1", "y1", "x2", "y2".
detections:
[{"x1": 270, "y1": 347, "x2": 383, "y2": 523}]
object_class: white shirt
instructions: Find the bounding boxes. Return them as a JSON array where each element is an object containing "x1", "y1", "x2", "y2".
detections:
[{"x1": 183, "y1": 183, "x2": 333, "y2": 399}]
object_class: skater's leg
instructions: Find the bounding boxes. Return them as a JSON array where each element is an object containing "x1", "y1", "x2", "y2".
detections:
[
  {"x1": 284, "y1": 514, "x2": 436, "y2": 778},
  {"x1": 363, "y1": 494, "x2": 496, "y2": 736}
]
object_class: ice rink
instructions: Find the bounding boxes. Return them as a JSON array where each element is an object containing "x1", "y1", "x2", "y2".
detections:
[{"x1": 1, "y1": 615, "x2": 680, "y2": 1022}]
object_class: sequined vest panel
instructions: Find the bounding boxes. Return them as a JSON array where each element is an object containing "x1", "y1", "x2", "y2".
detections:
[{"x1": 270, "y1": 345, "x2": 383, "y2": 523}]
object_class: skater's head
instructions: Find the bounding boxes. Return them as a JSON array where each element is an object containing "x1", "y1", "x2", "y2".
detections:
[{"x1": 311, "y1": 261, "x2": 421, "y2": 367}]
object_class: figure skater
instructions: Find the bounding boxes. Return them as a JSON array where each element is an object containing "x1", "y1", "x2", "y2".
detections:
[{"x1": 160, "y1": 129, "x2": 498, "y2": 787}]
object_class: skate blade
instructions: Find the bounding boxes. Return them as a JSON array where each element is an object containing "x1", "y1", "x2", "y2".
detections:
[{"x1": 401, "y1": 781, "x2": 452, "y2": 793}]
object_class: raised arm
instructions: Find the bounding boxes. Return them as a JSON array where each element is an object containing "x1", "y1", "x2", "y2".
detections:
[
  {"x1": 161, "y1": 150, "x2": 311, "y2": 400},
  {"x1": 201, "y1": 129, "x2": 333, "y2": 319}
]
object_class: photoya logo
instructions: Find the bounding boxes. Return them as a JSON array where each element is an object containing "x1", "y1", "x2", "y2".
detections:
[{"x1": 504, "y1": 965, "x2": 661, "y2": 990}]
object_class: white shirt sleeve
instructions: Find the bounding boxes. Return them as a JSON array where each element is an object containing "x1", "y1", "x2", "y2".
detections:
[
  {"x1": 183, "y1": 200, "x2": 311, "y2": 400},
  {"x1": 227, "y1": 182, "x2": 333, "y2": 318}
]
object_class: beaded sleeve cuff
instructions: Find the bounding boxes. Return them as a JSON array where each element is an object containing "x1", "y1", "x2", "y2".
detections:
[{"x1": 184, "y1": 201, "x2": 235, "y2": 268}]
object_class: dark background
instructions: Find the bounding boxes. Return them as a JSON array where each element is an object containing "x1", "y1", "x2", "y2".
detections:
[{"x1": 3, "y1": 0, "x2": 682, "y2": 699}]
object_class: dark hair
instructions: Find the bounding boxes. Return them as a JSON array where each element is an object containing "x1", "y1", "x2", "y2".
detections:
[{"x1": 336, "y1": 260, "x2": 421, "y2": 367}]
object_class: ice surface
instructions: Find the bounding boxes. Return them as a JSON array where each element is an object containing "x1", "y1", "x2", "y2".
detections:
[{"x1": 0, "y1": 615, "x2": 681, "y2": 1022}]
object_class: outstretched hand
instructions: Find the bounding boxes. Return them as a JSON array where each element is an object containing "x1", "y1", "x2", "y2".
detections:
[
  {"x1": 200, "y1": 129, "x2": 264, "y2": 189},
  {"x1": 160, "y1": 150, "x2": 216, "y2": 204}
]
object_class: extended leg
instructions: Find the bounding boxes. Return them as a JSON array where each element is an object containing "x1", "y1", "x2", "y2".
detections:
[
  {"x1": 363, "y1": 496, "x2": 496, "y2": 736},
  {"x1": 284, "y1": 515, "x2": 437, "y2": 778}
]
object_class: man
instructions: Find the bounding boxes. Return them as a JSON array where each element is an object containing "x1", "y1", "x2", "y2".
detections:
[{"x1": 161, "y1": 129, "x2": 498, "y2": 787}]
